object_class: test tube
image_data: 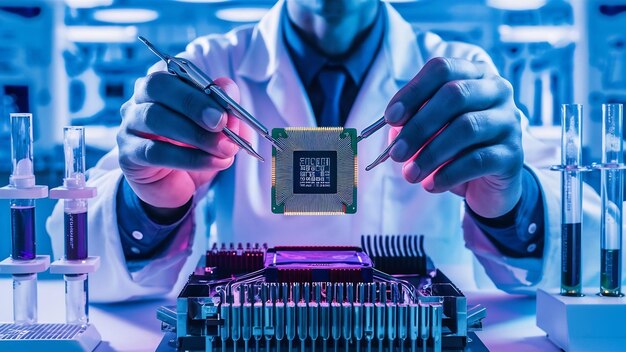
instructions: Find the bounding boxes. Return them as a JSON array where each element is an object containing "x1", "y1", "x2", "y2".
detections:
[
  {"x1": 560, "y1": 104, "x2": 583, "y2": 296},
  {"x1": 600, "y1": 104, "x2": 624, "y2": 296},
  {"x1": 9, "y1": 113, "x2": 37, "y2": 324},
  {"x1": 62, "y1": 127, "x2": 90, "y2": 324},
  {"x1": 63, "y1": 127, "x2": 88, "y2": 260},
  {"x1": 10, "y1": 113, "x2": 36, "y2": 261},
  {"x1": 13, "y1": 273, "x2": 37, "y2": 324}
]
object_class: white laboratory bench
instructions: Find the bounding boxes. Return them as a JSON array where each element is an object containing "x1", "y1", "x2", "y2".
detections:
[{"x1": 0, "y1": 278, "x2": 558, "y2": 352}]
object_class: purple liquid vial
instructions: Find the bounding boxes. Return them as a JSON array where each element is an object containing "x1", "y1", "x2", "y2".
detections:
[
  {"x1": 64, "y1": 212, "x2": 88, "y2": 260},
  {"x1": 11, "y1": 204, "x2": 36, "y2": 260}
]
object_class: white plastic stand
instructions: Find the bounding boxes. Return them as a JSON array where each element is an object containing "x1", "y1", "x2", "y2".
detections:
[
  {"x1": 0, "y1": 184, "x2": 48, "y2": 199},
  {"x1": 0, "y1": 182, "x2": 102, "y2": 351},
  {"x1": 0, "y1": 256, "x2": 50, "y2": 274},
  {"x1": 536, "y1": 288, "x2": 626, "y2": 351},
  {"x1": 49, "y1": 257, "x2": 100, "y2": 274},
  {"x1": 0, "y1": 323, "x2": 101, "y2": 352}
]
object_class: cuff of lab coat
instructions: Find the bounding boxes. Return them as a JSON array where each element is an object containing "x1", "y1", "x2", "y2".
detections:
[
  {"x1": 463, "y1": 165, "x2": 550, "y2": 293},
  {"x1": 466, "y1": 167, "x2": 544, "y2": 258},
  {"x1": 117, "y1": 177, "x2": 194, "y2": 265}
]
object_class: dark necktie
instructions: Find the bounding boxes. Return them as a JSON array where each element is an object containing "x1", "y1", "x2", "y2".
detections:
[{"x1": 316, "y1": 65, "x2": 347, "y2": 127}]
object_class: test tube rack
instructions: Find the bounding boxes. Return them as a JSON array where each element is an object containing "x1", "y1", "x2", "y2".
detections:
[
  {"x1": 0, "y1": 119, "x2": 101, "y2": 351},
  {"x1": 538, "y1": 103, "x2": 626, "y2": 352},
  {"x1": 536, "y1": 289, "x2": 626, "y2": 351},
  {"x1": 539, "y1": 161, "x2": 626, "y2": 351},
  {"x1": 0, "y1": 183, "x2": 100, "y2": 352}
]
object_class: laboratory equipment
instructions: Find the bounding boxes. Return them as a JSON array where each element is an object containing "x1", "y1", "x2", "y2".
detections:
[
  {"x1": 49, "y1": 126, "x2": 101, "y2": 327},
  {"x1": 537, "y1": 290, "x2": 626, "y2": 352},
  {"x1": 357, "y1": 115, "x2": 397, "y2": 172},
  {"x1": 593, "y1": 104, "x2": 625, "y2": 297},
  {"x1": 0, "y1": 120, "x2": 101, "y2": 351},
  {"x1": 551, "y1": 104, "x2": 588, "y2": 297},
  {"x1": 0, "y1": 113, "x2": 49, "y2": 325},
  {"x1": 357, "y1": 116, "x2": 386, "y2": 143},
  {"x1": 0, "y1": 3, "x2": 65, "y2": 162},
  {"x1": 538, "y1": 103, "x2": 626, "y2": 352},
  {"x1": 156, "y1": 237, "x2": 487, "y2": 351},
  {"x1": 137, "y1": 36, "x2": 285, "y2": 161}
]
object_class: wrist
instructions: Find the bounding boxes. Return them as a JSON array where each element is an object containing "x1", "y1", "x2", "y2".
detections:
[
  {"x1": 140, "y1": 197, "x2": 193, "y2": 225},
  {"x1": 465, "y1": 173, "x2": 523, "y2": 219}
]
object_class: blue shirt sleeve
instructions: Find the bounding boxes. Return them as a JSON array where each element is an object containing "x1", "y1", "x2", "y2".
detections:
[
  {"x1": 116, "y1": 177, "x2": 194, "y2": 260},
  {"x1": 465, "y1": 167, "x2": 545, "y2": 258}
]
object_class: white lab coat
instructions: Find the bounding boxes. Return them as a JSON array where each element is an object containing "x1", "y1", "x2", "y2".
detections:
[{"x1": 47, "y1": 1, "x2": 605, "y2": 303}]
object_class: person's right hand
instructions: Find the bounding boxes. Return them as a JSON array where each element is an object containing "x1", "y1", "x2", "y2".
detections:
[{"x1": 118, "y1": 72, "x2": 250, "y2": 214}]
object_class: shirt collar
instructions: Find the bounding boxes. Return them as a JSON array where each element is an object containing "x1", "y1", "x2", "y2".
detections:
[{"x1": 282, "y1": 3, "x2": 384, "y2": 87}]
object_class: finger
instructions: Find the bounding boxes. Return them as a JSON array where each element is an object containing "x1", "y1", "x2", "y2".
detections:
[
  {"x1": 133, "y1": 72, "x2": 227, "y2": 132},
  {"x1": 385, "y1": 58, "x2": 487, "y2": 126},
  {"x1": 388, "y1": 126, "x2": 401, "y2": 143},
  {"x1": 125, "y1": 103, "x2": 239, "y2": 159},
  {"x1": 120, "y1": 131, "x2": 234, "y2": 171},
  {"x1": 420, "y1": 144, "x2": 518, "y2": 193},
  {"x1": 403, "y1": 110, "x2": 510, "y2": 183},
  {"x1": 213, "y1": 76, "x2": 241, "y2": 102},
  {"x1": 390, "y1": 77, "x2": 511, "y2": 162}
]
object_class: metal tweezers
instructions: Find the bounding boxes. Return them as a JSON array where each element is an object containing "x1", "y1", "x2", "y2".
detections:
[
  {"x1": 138, "y1": 36, "x2": 284, "y2": 162},
  {"x1": 357, "y1": 116, "x2": 398, "y2": 171}
]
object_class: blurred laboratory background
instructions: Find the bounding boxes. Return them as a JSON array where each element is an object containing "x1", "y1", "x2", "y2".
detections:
[{"x1": 0, "y1": 0, "x2": 624, "y2": 276}]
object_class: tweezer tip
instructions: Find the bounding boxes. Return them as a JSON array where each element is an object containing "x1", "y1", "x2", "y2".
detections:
[
  {"x1": 250, "y1": 151, "x2": 264, "y2": 162},
  {"x1": 273, "y1": 140, "x2": 286, "y2": 152},
  {"x1": 365, "y1": 158, "x2": 382, "y2": 171}
]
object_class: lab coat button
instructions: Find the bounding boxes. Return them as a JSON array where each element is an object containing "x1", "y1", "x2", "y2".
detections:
[
  {"x1": 130, "y1": 247, "x2": 141, "y2": 254},
  {"x1": 528, "y1": 223, "x2": 537, "y2": 235},
  {"x1": 527, "y1": 243, "x2": 537, "y2": 253},
  {"x1": 132, "y1": 231, "x2": 144, "y2": 240}
]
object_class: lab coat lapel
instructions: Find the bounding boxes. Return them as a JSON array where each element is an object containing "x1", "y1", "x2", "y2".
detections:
[{"x1": 237, "y1": 0, "x2": 316, "y2": 128}]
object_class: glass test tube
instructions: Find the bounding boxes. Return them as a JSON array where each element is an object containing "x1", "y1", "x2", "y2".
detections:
[
  {"x1": 600, "y1": 104, "x2": 623, "y2": 296},
  {"x1": 13, "y1": 273, "x2": 37, "y2": 324},
  {"x1": 560, "y1": 104, "x2": 583, "y2": 296},
  {"x1": 8, "y1": 114, "x2": 38, "y2": 324},
  {"x1": 9, "y1": 113, "x2": 36, "y2": 260},
  {"x1": 62, "y1": 127, "x2": 90, "y2": 324},
  {"x1": 63, "y1": 127, "x2": 88, "y2": 260}
]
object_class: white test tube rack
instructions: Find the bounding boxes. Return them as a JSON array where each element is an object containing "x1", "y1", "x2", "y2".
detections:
[
  {"x1": 0, "y1": 117, "x2": 100, "y2": 351},
  {"x1": 0, "y1": 175, "x2": 100, "y2": 352}
]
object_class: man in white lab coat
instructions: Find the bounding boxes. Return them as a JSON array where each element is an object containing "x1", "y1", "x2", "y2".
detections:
[{"x1": 48, "y1": 0, "x2": 602, "y2": 302}]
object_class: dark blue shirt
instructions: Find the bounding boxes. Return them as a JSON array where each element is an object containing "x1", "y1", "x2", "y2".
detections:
[
  {"x1": 117, "y1": 6, "x2": 544, "y2": 260},
  {"x1": 282, "y1": 4, "x2": 384, "y2": 126}
]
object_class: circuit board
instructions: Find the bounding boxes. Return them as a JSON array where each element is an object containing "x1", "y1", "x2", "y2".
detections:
[{"x1": 156, "y1": 237, "x2": 487, "y2": 352}]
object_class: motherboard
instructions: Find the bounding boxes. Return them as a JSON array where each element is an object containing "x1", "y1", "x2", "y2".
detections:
[{"x1": 156, "y1": 236, "x2": 486, "y2": 351}]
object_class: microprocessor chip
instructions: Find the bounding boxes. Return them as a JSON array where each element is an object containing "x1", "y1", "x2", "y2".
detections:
[{"x1": 272, "y1": 127, "x2": 357, "y2": 215}]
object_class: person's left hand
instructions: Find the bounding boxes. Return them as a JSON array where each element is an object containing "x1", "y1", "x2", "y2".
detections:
[{"x1": 384, "y1": 57, "x2": 523, "y2": 219}]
